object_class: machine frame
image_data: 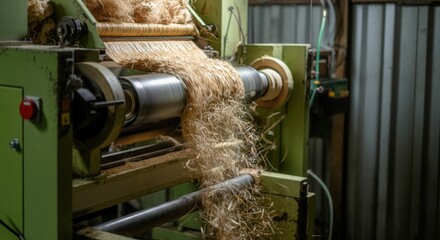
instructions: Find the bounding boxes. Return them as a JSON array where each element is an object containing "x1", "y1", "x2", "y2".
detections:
[{"x1": 0, "y1": 0, "x2": 315, "y2": 239}]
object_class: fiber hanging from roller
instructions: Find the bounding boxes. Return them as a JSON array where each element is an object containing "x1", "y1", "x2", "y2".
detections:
[{"x1": 83, "y1": 1, "x2": 275, "y2": 239}]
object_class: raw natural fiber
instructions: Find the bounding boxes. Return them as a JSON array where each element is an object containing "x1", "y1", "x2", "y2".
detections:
[
  {"x1": 96, "y1": 23, "x2": 196, "y2": 37},
  {"x1": 131, "y1": 0, "x2": 192, "y2": 24},
  {"x1": 83, "y1": 0, "x2": 134, "y2": 23},
  {"x1": 28, "y1": 0, "x2": 52, "y2": 23},
  {"x1": 84, "y1": 0, "x2": 192, "y2": 24},
  {"x1": 106, "y1": 40, "x2": 275, "y2": 239},
  {"x1": 85, "y1": 0, "x2": 275, "y2": 238},
  {"x1": 28, "y1": 0, "x2": 56, "y2": 44}
]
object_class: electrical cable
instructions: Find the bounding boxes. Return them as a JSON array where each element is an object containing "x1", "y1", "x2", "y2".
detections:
[
  {"x1": 309, "y1": 0, "x2": 312, "y2": 44},
  {"x1": 323, "y1": 0, "x2": 337, "y2": 76},
  {"x1": 310, "y1": 8, "x2": 327, "y2": 108},
  {"x1": 230, "y1": 6, "x2": 247, "y2": 44},
  {"x1": 323, "y1": 0, "x2": 336, "y2": 47},
  {"x1": 307, "y1": 169, "x2": 333, "y2": 240},
  {"x1": 223, "y1": 9, "x2": 234, "y2": 58},
  {"x1": 0, "y1": 219, "x2": 24, "y2": 240},
  {"x1": 224, "y1": 6, "x2": 246, "y2": 61}
]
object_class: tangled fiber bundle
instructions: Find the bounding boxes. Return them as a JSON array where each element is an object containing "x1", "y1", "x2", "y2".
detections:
[
  {"x1": 106, "y1": 40, "x2": 275, "y2": 239},
  {"x1": 132, "y1": 0, "x2": 192, "y2": 24},
  {"x1": 28, "y1": 0, "x2": 56, "y2": 44},
  {"x1": 84, "y1": 0, "x2": 192, "y2": 24},
  {"x1": 86, "y1": 0, "x2": 274, "y2": 238},
  {"x1": 83, "y1": 0, "x2": 134, "y2": 23}
]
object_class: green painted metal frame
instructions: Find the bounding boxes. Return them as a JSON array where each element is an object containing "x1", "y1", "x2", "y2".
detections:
[
  {"x1": 0, "y1": 2, "x2": 312, "y2": 239},
  {"x1": 150, "y1": 172, "x2": 315, "y2": 240},
  {"x1": 260, "y1": 172, "x2": 315, "y2": 239},
  {"x1": 192, "y1": 0, "x2": 248, "y2": 58},
  {"x1": 153, "y1": 227, "x2": 202, "y2": 240},
  {"x1": 73, "y1": 151, "x2": 196, "y2": 217},
  {"x1": 0, "y1": 87, "x2": 23, "y2": 239},
  {"x1": 0, "y1": 46, "x2": 98, "y2": 240},
  {"x1": 0, "y1": 0, "x2": 27, "y2": 41},
  {"x1": 238, "y1": 44, "x2": 311, "y2": 177},
  {"x1": 78, "y1": 230, "x2": 136, "y2": 240},
  {"x1": 51, "y1": 0, "x2": 105, "y2": 49},
  {"x1": 155, "y1": 3, "x2": 312, "y2": 238}
]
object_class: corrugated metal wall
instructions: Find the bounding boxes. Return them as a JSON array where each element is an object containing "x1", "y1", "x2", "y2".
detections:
[
  {"x1": 249, "y1": 3, "x2": 440, "y2": 239},
  {"x1": 249, "y1": 5, "x2": 322, "y2": 44},
  {"x1": 348, "y1": 4, "x2": 440, "y2": 240}
]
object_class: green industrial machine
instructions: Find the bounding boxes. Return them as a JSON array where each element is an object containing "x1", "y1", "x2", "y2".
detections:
[
  {"x1": 0, "y1": 1, "x2": 314, "y2": 239},
  {"x1": 192, "y1": 0, "x2": 248, "y2": 58}
]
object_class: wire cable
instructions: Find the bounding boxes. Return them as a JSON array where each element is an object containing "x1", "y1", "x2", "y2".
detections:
[
  {"x1": 223, "y1": 9, "x2": 234, "y2": 58},
  {"x1": 230, "y1": 6, "x2": 247, "y2": 44},
  {"x1": 307, "y1": 169, "x2": 333, "y2": 240},
  {"x1": 310, "y1": 8, "x2": 327, "y2": 108},
  {"x1": 323, "y1": 0, "x2": 337, "y2": 76},
  {"x1": 0, "y1": 219, "x2": 24, "y2": 240}
]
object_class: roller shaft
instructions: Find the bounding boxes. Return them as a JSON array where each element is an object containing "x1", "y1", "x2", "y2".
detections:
[
  {"x1": 93, "y1": 174, "x2": 255, "y2": 235},
  {"x1": 121, "y1": 67, "x2": 269, "y2": 128}
]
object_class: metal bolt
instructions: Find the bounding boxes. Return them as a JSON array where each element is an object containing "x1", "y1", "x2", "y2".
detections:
[{"x1": 9, "y1": 138, "x2": 21, "y2": 152}]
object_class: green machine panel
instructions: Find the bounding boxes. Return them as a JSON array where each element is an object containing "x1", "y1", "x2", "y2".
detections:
[
  {"x1": 0, "y1": 46, "x2": 97, "y2": 240},
  {"x1": 0, "y1": 0, "x2": 27, "y2": 41},
  {"x1": 0, "y1": 86, "x2": 23, "y2": 239},
  {"x1": 193, "y1": 0, "x2": 248, "y2": 58},
  {"x1": 238, "y1": 44, "x2": 310, "y2": 177}
]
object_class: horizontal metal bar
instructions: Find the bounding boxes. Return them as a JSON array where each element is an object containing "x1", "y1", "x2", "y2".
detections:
[
  {"x1": 101, "y1": 144, "x2": 184, "y2": 170},
  {"x1": 102, "y1": 141, "x2": 177, "y2": 163},
  {"x1": 91, "y1": 100, "x2": 124, "y2": 108},
  {"x1": 73, "y1": 150, "x2": 195, "y2": 216},
  {"x1": 93, "y1": 174, "x2": 255, "y2": 235}
]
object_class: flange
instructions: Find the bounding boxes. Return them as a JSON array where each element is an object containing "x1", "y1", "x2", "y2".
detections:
[
  {"x1": 250, "y1": 56, "x2": 294, "y2": 109},
  {"x1": 75, "y1": 62, "x2": 125, "y2": 149}
]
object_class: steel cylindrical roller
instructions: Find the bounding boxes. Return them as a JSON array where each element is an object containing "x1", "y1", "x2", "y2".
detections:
[
  {"x1": 120, "y1": 63, "x2": 289, "y2": 127},
  {"x1": 120, "y1": 74, "x2": 186, "y2": 127},
  {"x1": 235, "y1": 66, "x2": 269, "y2": 100}
]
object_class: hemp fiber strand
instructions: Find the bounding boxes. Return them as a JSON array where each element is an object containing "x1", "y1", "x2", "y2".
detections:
[{"x1": 85, "y1": 1, "x2": 275, "y2": 239}]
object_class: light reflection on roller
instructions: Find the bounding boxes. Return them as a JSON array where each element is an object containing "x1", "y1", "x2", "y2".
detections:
[
  {"x1": 120, "y1": 74, "x2": 187, "y2": 127},
  {"x1": 119, "y1": 67, "x2": 273, "y2": 128}
]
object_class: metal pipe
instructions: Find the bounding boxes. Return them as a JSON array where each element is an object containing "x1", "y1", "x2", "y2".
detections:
[{"x1": 94, "y1": 174, "x2": 255, "y2": 235}]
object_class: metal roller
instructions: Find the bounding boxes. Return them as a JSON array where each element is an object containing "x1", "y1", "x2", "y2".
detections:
[
  {"x1": 120, "y1": 65, "x2": 288, "y2": 128},
  {"x1": 236, "y1": 66, "x2": 269, "y2": 100},
  {"x1": 120, "y1": 74, "x2": 187, "y2": 127}
]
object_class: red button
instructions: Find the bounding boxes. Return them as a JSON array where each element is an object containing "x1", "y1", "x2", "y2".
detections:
[{"x1": 19, "y1": 99, "x2": 37, "y2": 120}]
